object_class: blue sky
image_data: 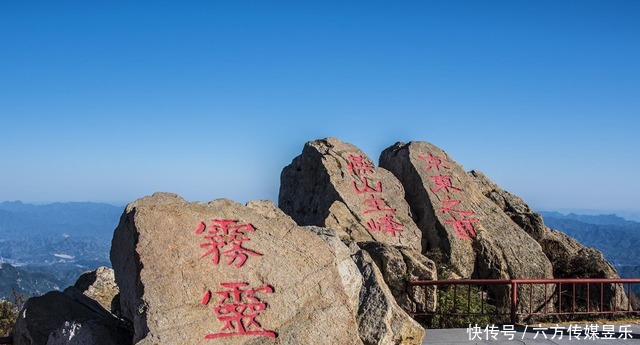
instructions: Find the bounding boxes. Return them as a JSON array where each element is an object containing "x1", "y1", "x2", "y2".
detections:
[{"x1": 1, "y1": 1, "x2": 639, "y2": 213}]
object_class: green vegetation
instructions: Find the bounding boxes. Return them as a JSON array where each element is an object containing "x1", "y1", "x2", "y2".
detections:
[
  {"x1": 422, "y1": 284, "x2": 501, "y2": 328},
  {"x1": 0, "y1": 291, "x2": 24, "y2": 337}
]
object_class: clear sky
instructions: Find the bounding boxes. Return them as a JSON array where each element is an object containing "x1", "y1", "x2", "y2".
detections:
[{"x1": 1, "y1": 1, "x2": 639, "y2": 213}]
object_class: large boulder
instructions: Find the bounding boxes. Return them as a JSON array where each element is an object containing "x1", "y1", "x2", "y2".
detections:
[
  {"x1": 279, "y1": 138, "x2": 423, "y2": 251},
  {"x1": 469, "y1": 170, "x2": 629, "y2": 310},
  {"x1": 12, "y1": 287, "x2": 132, "y2": 345},
  {"x1": 110, "y1": 193, "x2": 364, "y2": 345},
  {"x1": 380, "y1": 141, "x2": 554, "y2": 282}
]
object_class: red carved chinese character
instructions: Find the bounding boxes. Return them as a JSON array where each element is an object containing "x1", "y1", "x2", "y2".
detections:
[
  {"x1": 429, "y1": 175, "x2": 462, "y2": 194},
  {"x1": 347, "y1": 155, "x2": 374, "y2": 175},
  {"x1": 418, "y1": 154, "x2": 450, "y2": 171},
  {"x1": 439, "y1": 196, "x2": 473, "y2": 216},
  {"x1": 366, "y1": 215, "x2": 404, "y2": 237},
  {"x1": 445, "y1": 215, "x2": 478, "y2": 239},
  {"x1": 196, "y1": 219, "x2": 262, "y2": 268},
  {"x1": 202, "y1": 282, "x2": 277, "y2": 339},
  {"x1": 352, "y1": 176, "x2": 382, "y2": 194},
  {"x1": 363, "y1": 194, "x2": 395, "y2": 214}
]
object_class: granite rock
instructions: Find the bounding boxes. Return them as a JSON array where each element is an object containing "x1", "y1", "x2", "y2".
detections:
[
  {"x1": 380, "y1": 141, "x2": 554, "y2": 282},
  {"x1": 353, "y1": 250, "x2": 425, "y2": 345},
  {"x1": 111, "y1": 193, "x2": 362, "y2": 345},
  {"x1": 279, "y1": 138, "x2": 423, "y2": 251},
  {"x1": 359, "y1": 242, "x2": 437, "y2": 314},
  {"x1": 74, "y1": 266, "x2": 120, "y2": 317},
  {"x1": 470, "y1": 170, "x2": 629, "y2": 310}
]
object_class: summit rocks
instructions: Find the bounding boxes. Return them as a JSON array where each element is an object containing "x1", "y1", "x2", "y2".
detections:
[
  {"x1": 279, "y1": 138, "x2": 423, "y2": 251},
  {"x1": 110, "y1": 193, "x2": 364, "y2": 344},
  {"x1": 278, "y1": 138, "x2": 438, "y2": 320},
  {"x1": 470, "y1": 170, "x2": 629, "y2": 310},
  {"x1": 11, "y1": 137, "x2": 630, "y2": 345},
  {"x1": 379, "y1": 141, "x2": 554, "y2": 281}
]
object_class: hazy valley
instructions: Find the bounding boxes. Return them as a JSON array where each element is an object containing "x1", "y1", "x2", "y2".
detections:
[{"x1": 0, "y1": 201, "x2": 119, "y2": 297}]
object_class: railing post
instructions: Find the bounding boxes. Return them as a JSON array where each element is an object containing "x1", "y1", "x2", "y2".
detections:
[{"x1": 511, "y1": 281, "x2": 517, "y2": 324}]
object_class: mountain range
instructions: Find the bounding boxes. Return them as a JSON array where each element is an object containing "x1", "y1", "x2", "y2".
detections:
[
  {"x1": 539, "y1": 211, "x2": 640, "y2": 279},
  {"x1": 0, "y1": 201, "x2": 122, "y2": 239},
  {"x1": 0, "y1": 201, "x2": 120, "y2": 297}
]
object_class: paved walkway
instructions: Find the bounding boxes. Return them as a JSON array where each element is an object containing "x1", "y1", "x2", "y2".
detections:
[{"x1": 423, "y1": 324, "x2": 640, "y2": 344}]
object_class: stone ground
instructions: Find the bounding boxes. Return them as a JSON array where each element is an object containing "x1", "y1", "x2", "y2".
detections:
[{"x1": 423, "y1": 324, "x2": 640, "y2": 344}]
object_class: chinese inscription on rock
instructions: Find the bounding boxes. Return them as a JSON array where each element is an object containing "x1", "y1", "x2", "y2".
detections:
[
  {"x1": 201, "y1": 282, "x2": 276, "y2": 339},
  {"x1": 347, "y1": 155, "x2": 404, "y2": 237},
  {"x1": 196, "y1": 219, "x2": 262, "y2": 268},
  {"x1": 195, "y1": 219, "x2": 277, "y2": 340},
  {"x1": 418, "y1": 154, "x2": 479, "y2": 239}
]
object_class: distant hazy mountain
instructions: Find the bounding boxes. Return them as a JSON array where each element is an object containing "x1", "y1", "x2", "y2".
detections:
[
  {"x1": 0, "y1": 201, "x2": 122, "y2": 239},
  {"x1": 539, "y1": 211, "x2": 640, "y2": 269},
  {"x1": 539, "y1": 211, "x2": 637, "y2": 227},
  {"x1": 545, "y1": 209, "x2": 640, "y2": 223},
  {"x1": 0, "y1": 201, "x2": 120, "y2": 298}
]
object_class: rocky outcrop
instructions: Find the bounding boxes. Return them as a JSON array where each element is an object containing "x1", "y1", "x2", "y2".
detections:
[
  {"x1": 469, "y1": 170, "x2": 629, "y2": 310},
  {"x1": 74, "y1": 267, "x2": 120, "y2": 317},
  {"x1": 359, "y1": 242, "x2": 437, "y2": 314},
  {"x1": 472, "y1": 170, "x2": 620, "y2": 271},
  {"x1": 12, "y1": 137, "x2": 632, "y2": 344},
  {"x1": 12, "y1": 287, "x2": 132, "y2": 345},
  {"x1": 279, "y1": 138, "x2": 423, "y2": 251},
  {"x1": 353, "y1": 250, "x2": 425, "y2": 345},
  {"x1": 279, "y1": 138, "x2": 438, "y2": 321},
  {"x1": 304, "y1": 226, "x2": 425, "y2": 344},
  {"x1": 110, "y1": 193, "x2": 363, "y2": 344},
  {"x1": 379, "y1": 141, "x2": 557, "y2": 319},
  {"x1": 468, "y1": 170, "x2": 548, "y2": 242},
  {"x1": 109, "y1": 192, "x2": 426, "y2": 345},
  {"x1": 380, "y1": 141, "x2": 554, "y2": 282},
  {"x1": 13, "y1": 191, "x2": 427, "y2": 345}
]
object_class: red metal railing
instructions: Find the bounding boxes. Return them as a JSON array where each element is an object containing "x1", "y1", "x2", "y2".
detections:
[{"x1": 409, "y1": 278, "x2": 640, "y2": 324}]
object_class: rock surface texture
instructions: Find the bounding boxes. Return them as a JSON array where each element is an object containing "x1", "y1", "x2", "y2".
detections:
[
  {"x1": 110, "y1": 192, "x2": 370, "y2": 345},
  {"x1": 352, "y1": 250, "x2": 425, "y2": 345},
  {"x1": 469, "y1": 170, "x2": 629, "y2": 310},
  {"x1": 380, "y1": 141, "x2": 554, "y2": 281},
  {"x1": 12, "y1": 287, "x2": 132, "y2": 345},
  {"x1": 279, "y1": 138, "x2": 438, "y2": 322},
  {"x1": 74, "y1": 266, "x2": 120, "y2": 317},
  {"x1": 302, "y1": 226, "x2": 363, "y2": 311},
  {"x1": 304, "y1": 226, "x2": 426, "y2": 344},
  {"x1": 279, "y1": 138, "x2": 423, "y2": 251},
  {"x1": 359, "y1": 242, "x2": 437, "y2": 314}
]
